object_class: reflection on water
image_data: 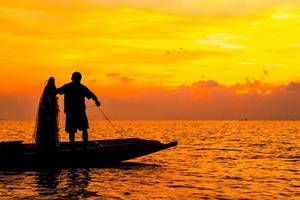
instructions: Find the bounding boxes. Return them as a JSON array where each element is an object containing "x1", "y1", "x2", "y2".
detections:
[
  {"x1": 0, "y1": 120, "x2": 300, "y2": 199},
  {"x1": 36, "y1": 169, "x2": 60, "y2": 196},
  {"x1": 0, "y1": 163, "x2": 161, "y2": 200},
  {"x1": 35, "y1": 168, "x2": 96, "y2": 200}
]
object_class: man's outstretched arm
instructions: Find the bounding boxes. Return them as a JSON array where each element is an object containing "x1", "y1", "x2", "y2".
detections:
[
  {"x1": 91, "y1": 92, "x2": 101, "y2": 107},
  {"x1": 56, "y1": 85, "x2": 66, "y2": 95},
  {"x1": 85, "y1": 87, "x2": 100, "y2": 107}
]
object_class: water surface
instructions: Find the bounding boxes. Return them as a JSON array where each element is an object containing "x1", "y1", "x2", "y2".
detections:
[{"x1": 0, "y1": 120, "x2": 299, "y2": 199}]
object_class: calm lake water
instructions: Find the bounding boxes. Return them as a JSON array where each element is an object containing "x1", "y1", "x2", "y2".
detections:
[{"x1": 0, "y1": 120, "x2": 299, "y2": 199}]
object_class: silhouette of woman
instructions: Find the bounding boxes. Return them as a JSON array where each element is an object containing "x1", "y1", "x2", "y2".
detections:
[{"x1": 34, "y1": 77, "x2": 59, "y2": 152}]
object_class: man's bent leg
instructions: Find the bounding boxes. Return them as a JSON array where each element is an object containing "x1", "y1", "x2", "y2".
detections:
[
  {"x1": 69, "y1": 132, "x2": 76, "y2": 149},
  {"x1": 82, "y1": 130, "x2": 88, "y2": 145}
]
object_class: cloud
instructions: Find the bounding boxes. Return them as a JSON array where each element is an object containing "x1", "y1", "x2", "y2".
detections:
[
  {"x1": 95, "y1": 80, "x2": 300, "y2": 120},
  {"x1": 106, "y1": 73, "x2": 121, "y2": 78},
  {"x1": 193, "y1": 80, "x2": 220, "y2": 88},
  {"x1": 106, "y1": 72, "x2": 134, "y2": 84},
  {"x1": 121, "y1": 76, "x2": 134, "y2": 84},
  {"x1": 287, "y1": 82, "x2": 300, "y2": 92},
  {"x1": 1, "y1": 80, "x2": 300, "y2": 120},
  {"x1": 231, "y1": 78, "x2": 274, "y2": 95}
]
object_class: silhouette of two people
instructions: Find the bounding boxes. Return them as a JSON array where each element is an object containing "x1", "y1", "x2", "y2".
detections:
[{"x1": 57, "y1": 72, "x2": 100, "y2": 146}]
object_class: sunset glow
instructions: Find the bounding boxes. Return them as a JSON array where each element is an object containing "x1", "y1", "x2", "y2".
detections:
[{"x1": 1, "y1": 0, "x2": 300, "y2": 119}]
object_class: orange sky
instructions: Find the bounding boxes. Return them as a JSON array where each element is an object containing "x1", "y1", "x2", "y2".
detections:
[{"x1": 0, "y1": 0, "x2": 300, "y2": 119}]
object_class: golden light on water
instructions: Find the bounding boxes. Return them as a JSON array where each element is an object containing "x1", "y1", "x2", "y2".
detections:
[{"x1": 0, "y1": 120, "x2": 299, "y2": 198}]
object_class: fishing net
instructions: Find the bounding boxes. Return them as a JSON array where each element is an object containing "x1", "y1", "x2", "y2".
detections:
[{"x1": 33, "y1": 77, "x2": 59, "y2": 152}]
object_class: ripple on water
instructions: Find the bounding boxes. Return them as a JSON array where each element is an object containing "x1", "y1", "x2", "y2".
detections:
[{"x1": 0, "y1": 120, "x2": 300, "y2": 199}]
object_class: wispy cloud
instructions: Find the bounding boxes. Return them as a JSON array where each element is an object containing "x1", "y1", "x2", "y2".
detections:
[
  {"x1": 106, "y1": 72, "x2": 134, "y2": 84},
  {"x1": 287, "y1": 82, "x2": 300, "y2": 93},
  {"x1": 1, "y1": 80, "x2": 300, "y2": 120}
]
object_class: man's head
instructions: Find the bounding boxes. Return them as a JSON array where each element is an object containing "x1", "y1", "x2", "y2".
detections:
[{"x1": 71, "y1": 72, "x2": 82, "y2": 84}]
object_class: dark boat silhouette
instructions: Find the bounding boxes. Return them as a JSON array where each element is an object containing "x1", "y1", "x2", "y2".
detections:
[{"x1": 0, "y1": 138, "x2": 177, "y2": 169}]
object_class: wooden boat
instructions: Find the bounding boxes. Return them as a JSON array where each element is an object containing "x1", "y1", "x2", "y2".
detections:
[{"x1": 0, "y1": 138, "x2": 177, "y2": 169}]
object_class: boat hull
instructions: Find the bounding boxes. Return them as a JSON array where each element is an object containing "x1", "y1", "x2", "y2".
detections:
[{"x1": 0, "y1": 138, "x2": 177, "y2": 169}]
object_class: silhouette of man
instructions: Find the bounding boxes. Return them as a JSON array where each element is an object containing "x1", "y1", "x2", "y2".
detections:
[{"x1": 57, "y1": 72, "x2": 100, "y2": 146}]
